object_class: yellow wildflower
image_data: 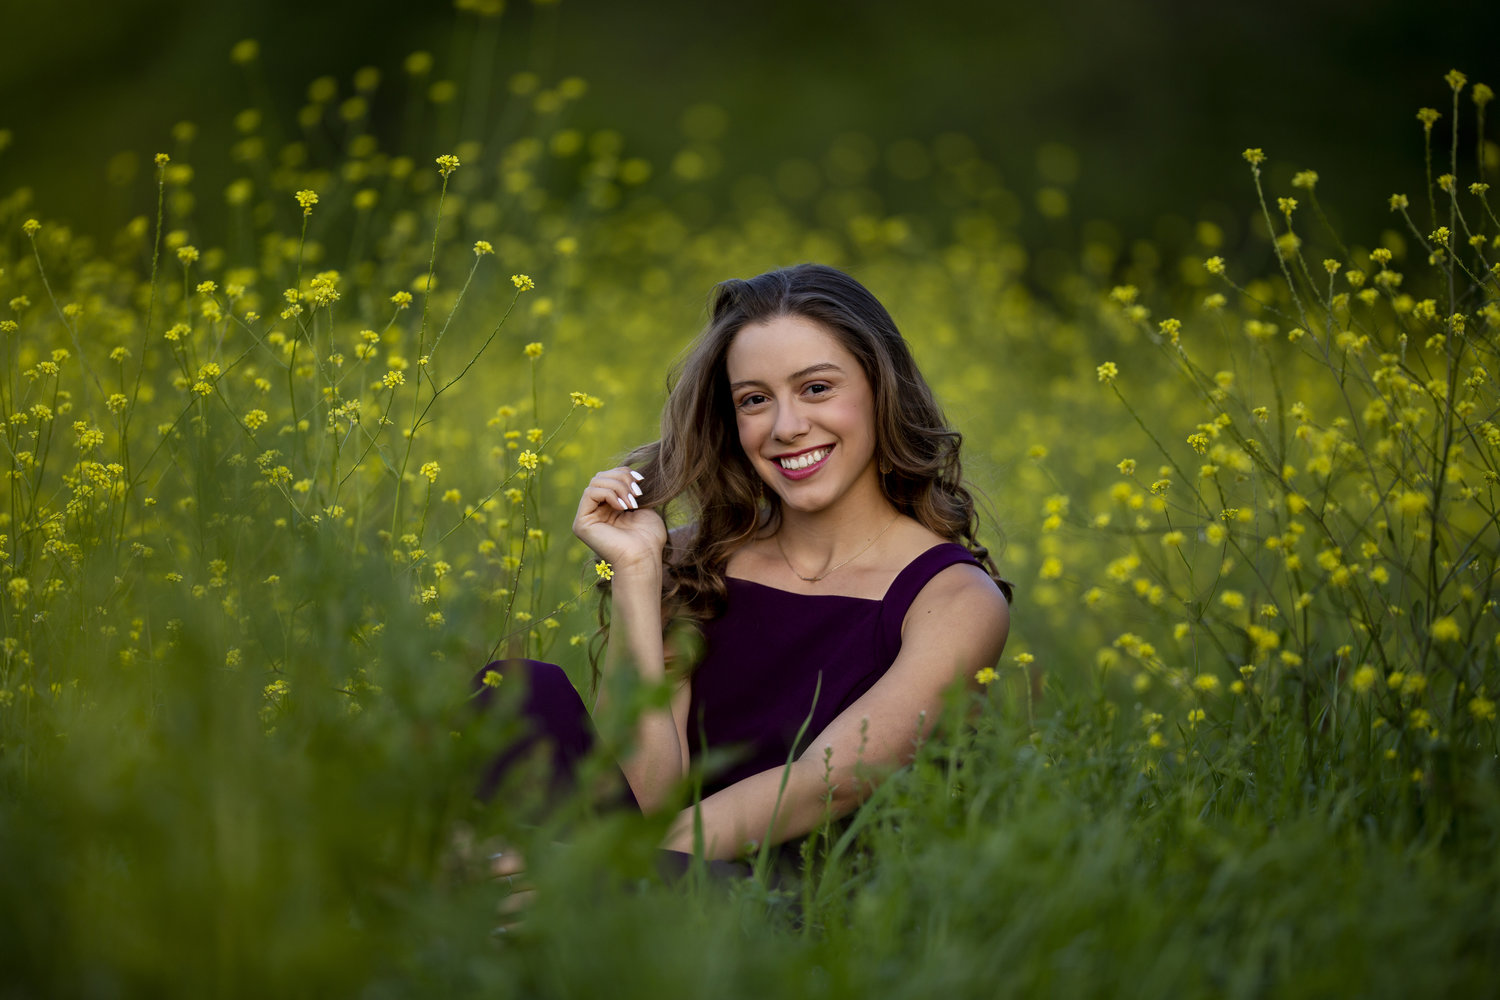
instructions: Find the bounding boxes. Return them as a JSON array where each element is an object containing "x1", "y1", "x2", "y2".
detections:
[
  {"x1": 1246, "y1": 625, "x2": 1280, "y2": 651},
  {"x1": 294, "y1": 189, "x2": 318, "y2": 215},
  {"x1": 974, "y1": 666, "x2": 998, "y2": 686},
  {"x1": 512, "y1": 274, "x2": 536, "y2": 291},
  {"x1": 1395, "y1": 491, "x2": 1429, "y2": 518},
  {"x1": 1430, "y1": 616, "x2": 1461, "y2": 643}
]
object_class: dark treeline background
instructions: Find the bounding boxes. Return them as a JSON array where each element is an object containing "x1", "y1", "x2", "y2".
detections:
[{"x1": 2, "y1": 0, "x2": 1496, "y2": 248}]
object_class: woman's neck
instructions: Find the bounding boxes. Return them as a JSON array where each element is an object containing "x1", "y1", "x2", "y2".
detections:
[{"x1": 773, "y1": 490, "x2": 901, "y2": 565}]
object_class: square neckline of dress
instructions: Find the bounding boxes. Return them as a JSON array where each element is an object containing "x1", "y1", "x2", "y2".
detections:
[{"x1": 722, "y1": 541, "x2": 960, "y2": 604}]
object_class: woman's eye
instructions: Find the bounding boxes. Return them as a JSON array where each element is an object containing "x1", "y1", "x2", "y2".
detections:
[
  {"x1": 738, "y1": 393, "x2": 767, "y2": 409},
  {"x1": 806, "y1": 382, "x2": 831, "y2": 396}
]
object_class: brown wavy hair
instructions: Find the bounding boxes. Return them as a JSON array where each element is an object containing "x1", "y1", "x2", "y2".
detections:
[{"x1": 612, "y1": 263, "x2": 1006, "y2": 632}]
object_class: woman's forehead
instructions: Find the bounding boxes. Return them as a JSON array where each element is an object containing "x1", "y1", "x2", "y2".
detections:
[{"x1": 725, "y1": 315, "x2": 856, "y2": 380}]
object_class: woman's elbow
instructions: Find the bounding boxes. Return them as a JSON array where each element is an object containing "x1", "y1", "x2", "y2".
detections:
[{"x1": 817, "y1": 761, "x2": 896, "y2": 819}]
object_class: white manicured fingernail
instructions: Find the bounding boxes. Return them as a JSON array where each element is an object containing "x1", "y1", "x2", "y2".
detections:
[
  {"x1": 628, "y1": 494, "x2": 638, "y2": 509},
  {"x1": 631, "y1": 483, "x2": 642, "y2": 497},
  {"x1": 630, "y1": 470, "x2": 644, "y2": 481},
  {"x1": 616, "y1": 497, "x2": 628, "y2": 510}
]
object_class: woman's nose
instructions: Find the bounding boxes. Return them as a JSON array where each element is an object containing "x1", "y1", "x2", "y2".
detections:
[{"x1": 772, "y1": 401, "x2": 810, "y2": 442}]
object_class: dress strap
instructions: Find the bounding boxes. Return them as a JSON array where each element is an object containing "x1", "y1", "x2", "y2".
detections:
[{"x1": 877, "y1": 543, "x2": 989, "y2": 664}]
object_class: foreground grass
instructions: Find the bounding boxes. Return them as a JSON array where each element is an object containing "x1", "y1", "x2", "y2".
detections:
[{"x1": 4, "y1": 666, "x2": 1496, "y2": 998}]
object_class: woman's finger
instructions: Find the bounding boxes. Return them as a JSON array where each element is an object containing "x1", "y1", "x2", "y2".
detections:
[
  {"x1": 590, "y1": 467, "x2": 645, "y2": 497},
  {"x1": 582, "y1": 468, "x2": 645, "y2": 512},
  {"x1": 489, "y1": 850, "x2": 526, "y2": 878},
  {"x1": 498, "y1": 888, "x2": 537, "y2": 916},
  {"x1": 600, "y1": 467, "x2": 646, "y2": 505},
  {"x1": 581, "y1": 483, "x2": 632, "y2": 512}
]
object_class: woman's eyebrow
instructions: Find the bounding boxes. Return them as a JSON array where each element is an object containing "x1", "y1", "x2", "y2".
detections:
[
  {"x1": 788, "y1": 362, "x2": 844, "y2": 381},
  {"x1": 729, "y1": 362, "x2": 845, "y2": 392}
]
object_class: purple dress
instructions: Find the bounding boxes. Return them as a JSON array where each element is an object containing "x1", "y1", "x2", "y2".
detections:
[
  {"x1": 688, "y1": 542, "x2": 993, "y2": 795},
  {"x1": 479, "y1": 542, "x2": 1007, "y2": 805}
]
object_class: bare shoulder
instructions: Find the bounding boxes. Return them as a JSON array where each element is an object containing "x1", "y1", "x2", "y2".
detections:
[{"x1": 903, "y1": 560, "x2": 1011, "y2": 644}]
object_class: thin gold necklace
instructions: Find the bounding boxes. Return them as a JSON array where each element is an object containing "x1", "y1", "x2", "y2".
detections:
[{"x1": 775, "y1": 512, "x2": 900, "y2": 583}]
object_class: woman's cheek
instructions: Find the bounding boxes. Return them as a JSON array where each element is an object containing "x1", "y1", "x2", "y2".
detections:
[{"x1": 736, "y1": 413, "x2": 763, "y2": 449}]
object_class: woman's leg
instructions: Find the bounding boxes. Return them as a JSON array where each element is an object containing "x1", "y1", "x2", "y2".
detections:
[{"x1": 474, "y1": 659, "x2": 638, "y2": 810}]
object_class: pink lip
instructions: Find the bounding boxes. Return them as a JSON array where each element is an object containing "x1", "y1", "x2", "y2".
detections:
[{"x1": 773, "y1": 444, "x2": 834, "y2": 481}]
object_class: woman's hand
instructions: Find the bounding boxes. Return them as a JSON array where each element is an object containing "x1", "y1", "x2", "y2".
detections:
[
  {"x1": 572, "y1": 466, "x2": 667, "y2": 571},
  {"x1": 490, "y1": 849, "x2": 534, "y2": 933}
]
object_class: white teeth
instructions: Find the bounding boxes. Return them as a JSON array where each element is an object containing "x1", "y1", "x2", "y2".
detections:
[{"x1": 778, "y1": 448, "x2": 829, "y2": 470}]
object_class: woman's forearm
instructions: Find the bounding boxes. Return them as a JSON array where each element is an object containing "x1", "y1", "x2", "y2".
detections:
[
  {"x1": 661, "y1": 755, "x2": 877, "y2": 860},
  {"x1": 594, "y1": 560, "x2": 685, "y2": 810}
]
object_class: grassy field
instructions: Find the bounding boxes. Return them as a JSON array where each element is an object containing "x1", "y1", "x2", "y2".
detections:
[{"x1": 1, "y1": 25, "x2": 1497, "y2": 998}]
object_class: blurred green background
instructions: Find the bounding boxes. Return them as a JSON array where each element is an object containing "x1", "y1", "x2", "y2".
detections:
[{"x1": 3, "y1": 0, "x2": 1496, "y2": 245}]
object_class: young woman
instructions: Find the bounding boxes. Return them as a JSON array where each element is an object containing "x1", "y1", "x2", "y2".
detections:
[{"x1": 488, "y1": 263, "x2": 1010, "y2": 868}]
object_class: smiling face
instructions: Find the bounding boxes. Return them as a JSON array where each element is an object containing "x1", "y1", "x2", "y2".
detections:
[{"x1": 725, "y1": 314, "x2": 883, "y2": 517}]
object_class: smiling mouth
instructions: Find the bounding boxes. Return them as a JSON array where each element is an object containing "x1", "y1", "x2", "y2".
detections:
[{"x1": 776, "y1": 446, "x2": 832, "y2": 473}]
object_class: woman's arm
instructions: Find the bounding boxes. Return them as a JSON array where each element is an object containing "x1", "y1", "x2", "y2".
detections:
[
  {"x1": 661, "y1": 562, "x2": 1011, "y2": 859},
  {"x1": 593, "y1": 558, "x2": 692, "y2": 810},
  {"x1": 572, "y1": 468, "x2": 687, "y2": 811}
]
